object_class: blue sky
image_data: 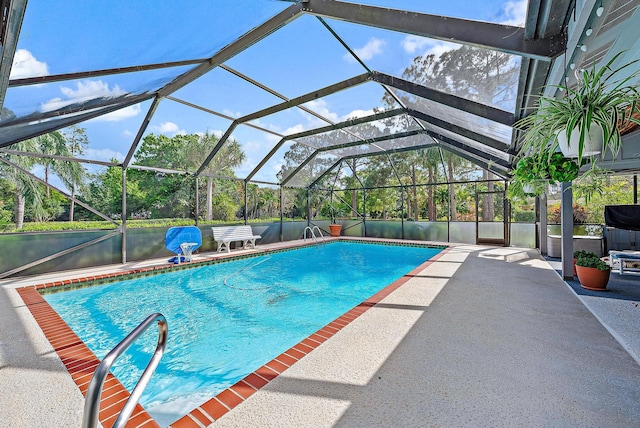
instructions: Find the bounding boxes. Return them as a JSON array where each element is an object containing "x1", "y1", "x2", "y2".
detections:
[{"x1": 9, "y1": 0, "x2": 527, "y2": 186}]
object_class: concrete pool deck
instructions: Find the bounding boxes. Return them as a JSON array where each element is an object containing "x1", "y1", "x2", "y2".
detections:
[{"x1": 1, "y1": 240, "x2": 639, "y2": 427}]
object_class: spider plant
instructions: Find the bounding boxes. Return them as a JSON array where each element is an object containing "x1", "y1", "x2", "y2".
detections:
[{"x1": 515, "y1": 51, "x2": 640, "y2": 165}]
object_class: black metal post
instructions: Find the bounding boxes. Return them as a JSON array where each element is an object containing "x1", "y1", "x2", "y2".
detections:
[
  {"x1": 307, "y1": 188, "x2": 311, "y2": 228},
  {"x1": 121, "y1": 167, "x2": 127, "y2": 264},
  {"x1": 244, "y1": 181, "x2": 248, "y2": 225},
  {"x1": 279, "y1": 186, "x2": 284, "y2": 242},
  {"x1": 363, "y1": 188, "x2": 367, "y2": 238},
  {"x1": 400, "y1": 187, "x2": 405, "y2": 240},
  {"x1": 194, "y1": 176, "x2": 199, "y2": 226}
]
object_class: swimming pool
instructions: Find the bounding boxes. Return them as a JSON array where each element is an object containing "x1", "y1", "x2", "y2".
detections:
[{"x1": 44, "y1": 241, "x2": 442, "y2": 425}]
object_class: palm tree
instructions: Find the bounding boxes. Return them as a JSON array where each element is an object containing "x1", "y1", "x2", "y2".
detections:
[
  {"x1": 62, "y1": 126, "x2": 89, "y2": 221},
  {"x1": 261, "y1": 188, "x2": 278, "y2": 219},
  {"x1": 420, "y1": 148, "x2": 443, "y2": 221},
  {"x1": 34, "y1": 131, "x2": 67, "y2": 199},
  {"x1": 0, "y1": 140, "x2": 43, "y2": 228},
  {"x1": 32, "y1": 130, "x2": 89, "y2": 221},
  {"x1": 245, "y1": 183, "x2": 260, "y2": 219},
  {"x1": 442, "y1": 150, "x2": 463, "y2": 221}
]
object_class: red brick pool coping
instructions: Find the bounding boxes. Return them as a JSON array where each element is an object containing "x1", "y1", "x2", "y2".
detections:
[
  {"x1": 16, "y1": 286, "x2": 158, "y2": 428},
  {"x1": 16, "y1": 241, "x2": 449, "y2": 428}
]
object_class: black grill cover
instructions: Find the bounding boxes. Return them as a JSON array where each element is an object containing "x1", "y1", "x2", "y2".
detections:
[{"x1": 605, "y1": 205, "x2": 640, "y2": 231}]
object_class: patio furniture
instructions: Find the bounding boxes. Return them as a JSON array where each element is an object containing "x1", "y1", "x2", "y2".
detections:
[
  {"x1": 608, "y1": 250, "x2": 640, "y2": 276},
  {"x1": 212, "y1": 225, "x2": 261, "y2": 253},
  {"x1": 604, "y1": 205, "x2": 640, "y2": 252}
]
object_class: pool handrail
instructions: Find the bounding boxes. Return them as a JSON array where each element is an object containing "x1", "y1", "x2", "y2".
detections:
[
  {"x1": 312, "y1": 225, "x2": 326, "y2": 242},
  {"x1": 82, "y1": 313, "x2": 168, "y2": 428},
  {"x1": 303, "y1": 226, "x2": 326, "y2": 243},
  {"x1": 303, "y1": 226, "x2": 316, "y2": 243}
]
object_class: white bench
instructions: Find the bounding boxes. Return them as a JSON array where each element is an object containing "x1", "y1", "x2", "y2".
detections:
[
  {"x1": 608, "y1": 250, "x2": 640, "y2": 275},
  {"x1": 212, "y1": 225, "x2": 261, "y2": 253}
]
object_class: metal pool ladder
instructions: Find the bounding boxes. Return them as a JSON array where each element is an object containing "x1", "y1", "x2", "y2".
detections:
[
  {"x1": 82, "y1": 313, "x2": 168, "y2": 428},
  {"x1": 303, "y1": 225, "x2": 326, "y2": 243}
]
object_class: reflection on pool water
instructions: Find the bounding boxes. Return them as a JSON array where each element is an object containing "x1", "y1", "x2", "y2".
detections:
[{"x1": 45, "y1": 241, "x2": 442, "y2": 425}]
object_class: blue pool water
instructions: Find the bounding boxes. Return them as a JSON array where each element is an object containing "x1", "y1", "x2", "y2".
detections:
[{"x1": 45, "y1": 241, "x2": 441, "y2": 425}]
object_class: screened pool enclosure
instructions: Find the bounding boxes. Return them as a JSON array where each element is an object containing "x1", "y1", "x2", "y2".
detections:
[{"x1": 1, "y1": 0, "x2": 640, "y2": 277}]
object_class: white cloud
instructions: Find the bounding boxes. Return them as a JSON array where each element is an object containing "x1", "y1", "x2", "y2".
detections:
[
  {"x1": 235, "y1": 141, "x2": 263, "y2": 176},
  {"x1": 401, "y1": 36, "x2": 431, "y2": 55},
  {"x1": 92, "y1": 104, "x2": 141, "y2": 122},
  {"x1": 264, "y1": 132, "x2": 281, "y2": 145},
  {"x1": 401, "y1": 36, "x2": 459, "y2": 59},
  {"x1": 123, "y1": 130, "x2": 134, "y2": 137},
  {"x1": 61, "y1": 80, "x2": 125, "y2": 100},
  {"x1": 344, "y1": 37, "x2": 386, "y2": 62},
  {"x1": 303, "y1": 100, "x2": 340, "y2": 123},
  {"x1": 222, "y1": 109, "x2": 241, "y2": 119},
  {"x1": 85, "y1": 148, "x2": 125, "y2": 163},
  {"x1": 159, "y1": 122, "x2": 180, "y2": 133},
  {"x1": 243, "y1": 140, "x2": 263, "y2": 154},
  {"x1": 276, "y1": 104, "x2": 376, "y2": 139},
  {"x1": 283, "y1": 123, "x2": 306, "y2": 135},
  {"x1": 40, "y1": 97, "x2": 69, "y2": 112},
  {"x1": 10, "y1": 49, "x2": 48, "y2": 79},
  {"x1": 302, "y1": 101, "x2": 375, "y2": 123},
  {"x1": 148, "y1": 121, "x2": 186, "y2": 136},
  {"x1": 201, "y1": 129, "x2": 225, "y2": 139},
  {"x1": 500, "y1": 0, "x2": 527, "y2": 26},
  {"x1": 426, "y1": 42, "x2": 460, "y2": 58},
  {"x1": 398, "y1": 0, "x2": 527, "y2": 61},
  {"x1": 249, "y1": 118, "x2": 286, "y2": 139},
  {"x1": 343, "y1": 109, "x2": 374, "y2": 120},
  {"x1": 41, "y1": 80, "x2": 129, "y2": 114}
]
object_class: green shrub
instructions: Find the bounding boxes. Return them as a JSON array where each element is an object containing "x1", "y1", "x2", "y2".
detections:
[
  {"x1": 547, "y1": 204, "x2": 589, "y2": 224},
  {"x1": 512, "y1": 211, "x2": 535, "y2": 222},
  {"x1": 0, "y1": 218, "x2": 199, "y2": 233},
  {"x1": 573, "y1": 250, "x2": 594, "y2": 259},
  {"x1": 576, "y1": 254, "x2": 610, "y2": 271}
]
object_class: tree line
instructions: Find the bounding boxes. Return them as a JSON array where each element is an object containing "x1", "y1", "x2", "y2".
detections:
[{"x1": 5, "y1": 44, "x2": 629, "y2": 229}]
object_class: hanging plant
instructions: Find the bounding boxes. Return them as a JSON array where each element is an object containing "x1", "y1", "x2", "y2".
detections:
[
  {"x1": 546, "y1": 152, "x2": 579, "y2": 183},
  {"x1": 514, "y1": 51, "x2": 640, "y2": 166},
  {"x1": 513, "y1": 150, "x2": 551, "y2": 183},
  {"x1": 506, "y1": 176, "x2": 547, "y2": 201},
  {"x1": 508, "y1": 149, "x2": 579, "y2": 202},
  {"x1": 573, "y1": 165, "x2": 607, "y2": 204}
]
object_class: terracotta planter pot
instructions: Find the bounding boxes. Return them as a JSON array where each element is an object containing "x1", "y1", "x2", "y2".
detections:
[
  {"x1": 576, "y1": 265, "x2": 610, "y2": 291},
  {"x1": 329, "y1": 224, "x2": 342, "y2": 237}
]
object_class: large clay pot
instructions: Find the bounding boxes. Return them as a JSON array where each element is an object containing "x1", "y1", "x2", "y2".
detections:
[
  {"x1": 329, "y1": 224, "x2": 342, "y2": 237},
  {"x1": 576, "y1": 265, "x2": 610, "y2": 291},
  {"x1": 557, "y1": 124, "x2": 603, "y2": 158}
]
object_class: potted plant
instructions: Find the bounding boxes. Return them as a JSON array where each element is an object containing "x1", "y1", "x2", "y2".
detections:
[
  {"x1": 513, "y1": 148, "x2": 553, "y2": 182},
  {"x1": 573, "y1": 249, "x2": 592, "y2": 277},
  {"x1": 575, "y1": 253, "x2": 611, "y2": 291},
  {"x1": 573, "y1": 165, "x2": 606, "y2": 204},
  {"x1": 509, "y1": 149, "x2": 579, "y2": 199},
  {"x1": 325, "y1": 201, "x2": 345, "y2": 237},
  {"x1": 506, "y1": 176, "x2": 547, "y2": 201},
  {"x1": 515, "y1": 52, "x2": 640, "y2": 166},
  {"x1": 546, "y1": 152, "x2": 579, "y2": 183}
]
